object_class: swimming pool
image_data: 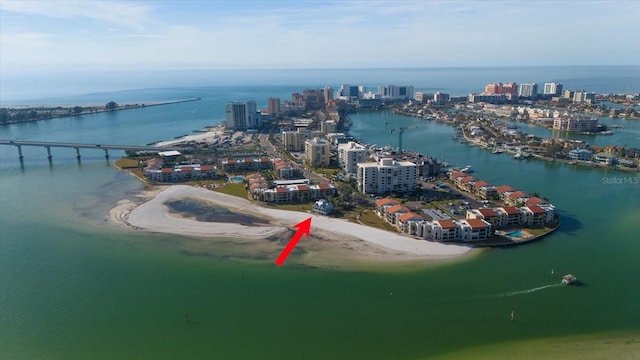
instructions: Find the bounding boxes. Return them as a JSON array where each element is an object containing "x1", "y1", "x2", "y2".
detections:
[
  {"x1": 507, "y1": 231, "x2": 523, "y2": 237},
  {"x1": 229, "y1": 176, "x2": 245, "y2": 183}
]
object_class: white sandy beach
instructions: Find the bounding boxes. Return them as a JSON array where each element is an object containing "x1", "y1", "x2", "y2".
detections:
[{"x1": 111, "y1": 185, "x2": 473, "y2": 263}]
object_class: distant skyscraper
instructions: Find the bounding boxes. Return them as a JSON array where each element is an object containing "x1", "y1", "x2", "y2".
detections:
[
  {"x1": 433, "y1": 92, "x2": 450, "y2": 105},
  {"x1": 268, "y1": 98, "x2": 281, "y2": 116},
  {"x1": 323, "y1": 86, "x2": 334, "y2": 103},
  {"x1": 378, "y1": 85, "x2": 414, "y2": 100},
  {"x1": 484, "y1": 83, "x2": 517, "y2": 96},
  {"x1": 518, "y1": 83, "x2": 538, "y2": 98},
  {"x1": 543, "y1": 83, "x2": 563, "y2": 96},
  {"x1": 225, "y1": 101, "x2": 258, "y2": 130},
  {"x1": 337, "y1": 84, "x2": 361, "y2": 101}
]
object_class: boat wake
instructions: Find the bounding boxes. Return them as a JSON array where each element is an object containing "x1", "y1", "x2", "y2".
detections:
[{"x1": 480, "y1": 283, "x2": 563, "y2": 298}]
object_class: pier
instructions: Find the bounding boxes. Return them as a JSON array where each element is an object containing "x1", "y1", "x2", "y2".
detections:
[{"x1": 0, "y1": 140, "x2": 185, "y2": 162}]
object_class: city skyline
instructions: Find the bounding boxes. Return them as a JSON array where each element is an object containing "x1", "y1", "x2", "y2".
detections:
[{"x1": 1, "y1": 0, "x2": 639, "y2": 74}]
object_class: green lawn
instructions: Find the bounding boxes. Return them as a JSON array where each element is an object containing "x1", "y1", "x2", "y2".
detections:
[{"x1": 213, "y1": 183, "x2": 248, "y2": 198}]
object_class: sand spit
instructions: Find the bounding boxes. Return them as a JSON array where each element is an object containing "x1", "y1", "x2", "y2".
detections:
[{"x1": 110, "y1": 185, "x2": 473, "y2": 264}]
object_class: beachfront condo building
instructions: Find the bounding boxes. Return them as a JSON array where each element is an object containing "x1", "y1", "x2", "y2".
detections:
[
  {"x1": 483, "y1": 82, "x2": 518, "y2": 96},
  {"x1": 357, "y1": 158, "x2": 417, "y2": 194},
  {"x1": 378, "y1": 85, "x2": 414, "y2": 100},
  {"x1": 305, "y1": 137, "x2": 330, "y2": 168},
  {"x1": 543, "y1": 82, "x2": 563, "y2": 96},
  {"x1": 225, "y1": 101, "x2": 258, "y2": 130},
  {"x1": 518, "y1": 83, "x2": 538, "y2": 98},
  {"x1": 338, "y1": 141, "x2": 367, "y2": 175}
]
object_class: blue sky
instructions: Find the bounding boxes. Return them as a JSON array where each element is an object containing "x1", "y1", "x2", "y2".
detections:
[{"x1": 1, "y1": 0, "x2": 639, "y2": 73}]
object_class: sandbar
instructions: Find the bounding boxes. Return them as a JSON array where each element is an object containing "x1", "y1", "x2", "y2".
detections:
[{"x1": 110, "y1": 185, "x2": 474, "y2": 267}]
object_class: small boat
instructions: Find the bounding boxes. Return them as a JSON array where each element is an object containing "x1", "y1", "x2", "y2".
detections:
[
  {"x1": 562, "y1": 274, "x2": 577, "y2": 285},
  {"x1": 514, "y1": 153, "x2": 525, "y2": 160}
]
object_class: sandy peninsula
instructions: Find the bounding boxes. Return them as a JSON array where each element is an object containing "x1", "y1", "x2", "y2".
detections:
[{"x1": 110, "y1": 185, "x2": 474, "y2": 268}]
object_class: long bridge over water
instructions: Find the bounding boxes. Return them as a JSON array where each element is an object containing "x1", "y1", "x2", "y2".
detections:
[{"x1": 0, "y1": 140, "x2": 185, "y2": 161}]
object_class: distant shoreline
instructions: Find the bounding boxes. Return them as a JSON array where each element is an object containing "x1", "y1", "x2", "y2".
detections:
[{"x1": 0, "y1": 98, "x2": 201, "y2": 125}]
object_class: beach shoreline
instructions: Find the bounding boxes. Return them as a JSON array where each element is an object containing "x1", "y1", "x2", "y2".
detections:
[{"x1": 109, "y1": 184, "x2": 476, "y2": 268}]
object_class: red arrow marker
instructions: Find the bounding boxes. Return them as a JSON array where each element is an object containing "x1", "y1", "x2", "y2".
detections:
[{"x1": 275, "y1": 217, "x2": 312, "y2": 266}]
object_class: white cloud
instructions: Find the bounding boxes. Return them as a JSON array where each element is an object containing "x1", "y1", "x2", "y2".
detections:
[{"x1": 0, "y1": 0, "x2": 154, "y2": 31}]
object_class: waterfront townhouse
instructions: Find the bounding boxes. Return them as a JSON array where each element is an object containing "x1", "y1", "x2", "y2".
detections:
[
  {"x1": 449, "y1": 171, "x2": 466, "y2": 181},
  {"x1": 499, "y1": 207, "x2": 522, "y2": 227},
  {"x1": 338, "y1": 141, "x2": 367, "y2": 175},
  {"x1": 524, "y1": 198, "x2": 555, "y2": 223},
  {"x1": 466, "y1": 208, "x2": 500, "y2": 228},
  {"x1": 496, "y1": 185, "x2": 516, "y2": 202},
  {"x1": 459, "y1": 176, "x2": 477, "y2": 192},
  {"x1": 472, "y1": 180, "x2": 498, "y2": 199},
  {"x1": 384, "y1": 205, "x2": 410, "y2": 225},
  {"x1": 357, "y1": 158, "x2": 417, "y2": 195},
  {"x1": 375, "y1": 197, "x2": 400, "y2": 217},
  {"x1": 425, "y1": 219, "x2": 458, "y2": 241},
  {"x1": 520, "y1": 206, "x2": 546, "y2": 227},
  {"x1": 462, "y1": 219, "x2": 492, "y2": 241},
  {"x1": 305, "y1": 137, "x2": 330, "y2": 168},
  {"x1": 397, "y1": 212, "x2": 425, "y2": 235},
  {"x1": 507, "y1": 191, "x2": 529, "y2": 206}
]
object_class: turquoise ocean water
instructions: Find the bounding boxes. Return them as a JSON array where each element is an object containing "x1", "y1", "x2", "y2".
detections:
[{"x1": 1, "y1": 67, "x2": 639, "y2": 359}]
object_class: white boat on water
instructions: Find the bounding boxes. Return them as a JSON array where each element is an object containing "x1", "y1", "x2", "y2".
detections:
[
  {"x1": 514, "y1": 153, "x2": 525, "y2": 160},
  {"x1": 462, "y1": 166, "x2": 473, "y2": 173},
  {"x1": 562, "y1": 274, "x2": 577, "y2": 285}
]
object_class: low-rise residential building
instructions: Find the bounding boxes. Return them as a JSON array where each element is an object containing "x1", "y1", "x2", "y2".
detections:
[
  {"x1": 257, "y1": 182, "x2": 336, "y2": 203},
  {"x1": 312, "y1": 199, "x2": 335, "y2": 215},
  {"x1": 221, "y1": 157, "x2": 273, "y2": 172},
  {"x1": 375, "y1": 197, "x2": 400, "y2": 216},
  {"x1": 144, "y1": 159, "x2": 217, "y2": 182},
  {"x1": 384, "y1": 205, "x2": 410, "y2": 224},
  {"x1": 396, "y1": 212, "x2": 424, "y2": 235},
  {"x1": 568, "y1": 149, "x2": 594, "y2": 161},
  {"x1": 499, "y1": 207, "x2": 522, "y2": 227}
]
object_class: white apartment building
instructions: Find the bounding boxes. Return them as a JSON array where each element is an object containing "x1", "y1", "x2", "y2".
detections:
[
  {"x1": 357, "y1": 158, "x2": 416, "y2": 194},
  {"x1": 305, "y1": 137, "x2": 330, "y2": 167},
  {"x1": 225, "y1": 101, "x2": 258, "y2": 130},
  {"x1": 378, "y1": 85, "x2": 414, "y2": 100},
  {"x1": 338, "y1": 141, "x2": 367, "y2": 175},
  {"x1": 518, "y1": 83, "x2": 538, "y2": 98},
  {"x1": 282, "y1": 129, "x2": 323, "y2": 151},
  {"x1": 543, "y1": 82, "x2": 563, "y2": 96}
]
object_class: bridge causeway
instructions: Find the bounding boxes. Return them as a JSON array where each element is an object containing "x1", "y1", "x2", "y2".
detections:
[{"x1": 0, "y1": 140, "x2": 185, "y2": 161}]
